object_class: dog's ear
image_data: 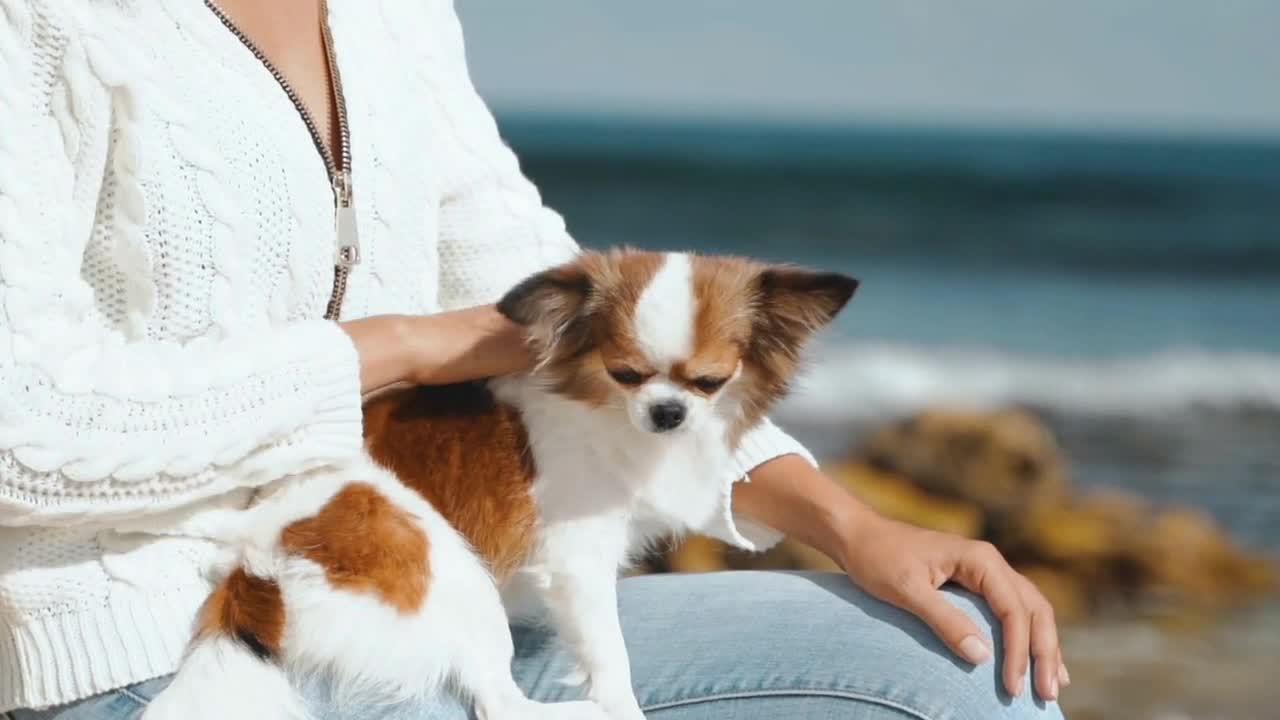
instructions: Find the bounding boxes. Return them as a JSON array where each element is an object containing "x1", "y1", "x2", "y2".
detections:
[
  {"x1": 497, "y1": 262, "x2": 592, "y2": 353},
  {"x1": 754, "y1": 267, "x2": 858, "y2": 344},
  {"x1": 730, "y1": 265, "x2": 858, "y2": 432}
]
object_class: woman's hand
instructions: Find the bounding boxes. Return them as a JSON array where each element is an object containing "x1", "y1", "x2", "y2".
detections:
[
  {"x1": 734, "y1": 455, "x2": 1068, "y2": 701},
  {"x1": 340, "y1": 306, "x2": 533, "y2": 394},
  {"x1": 837, "y1": 511, "x2": 1068, "y2": 701}
]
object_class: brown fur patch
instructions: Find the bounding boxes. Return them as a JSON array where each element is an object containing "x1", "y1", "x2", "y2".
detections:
[
  {"x1": 683, "y1": 255, "x2": 758, "y2": 392},
  {"x1": 197, "y1": 567, "x2": 286, "y2": 660},
  {"x1": 280, "y1": 483, "x2": 429, "y2": 614},
  {"x1": 498, "y1": 249, "x2": 665, "y2": 406},
  {"x1": 363, "y1": 383, "x2": 538, "y2": 580},
  {"x1": 690, "y1": 255, "x2": 762, "y2": 353},
  {"x1": 690, "y1": 255, "x2": 858, "y2": 440}
]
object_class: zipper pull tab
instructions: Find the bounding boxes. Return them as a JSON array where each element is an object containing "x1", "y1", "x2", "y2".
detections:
[{"x1": 333, "y1": 170, "x2": 360, "y2": 268}]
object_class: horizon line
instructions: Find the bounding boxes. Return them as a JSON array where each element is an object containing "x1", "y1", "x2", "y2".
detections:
[{"x1": 492, "y1": 106, "x2": 1280, "y2": 147}]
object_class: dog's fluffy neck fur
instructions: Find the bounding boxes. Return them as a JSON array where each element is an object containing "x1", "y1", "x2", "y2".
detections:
[{"x1": 493, "y1": 374, "x2": 735, "y2": 537}]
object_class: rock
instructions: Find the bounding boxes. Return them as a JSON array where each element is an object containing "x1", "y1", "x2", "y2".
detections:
[
  {"x1": 740, "y1": 539, "x2": 844, "y2": 574},
  {"x1": 1003, "y1": 490, "x2": 1149, "y2": 594},
  {"x1": 1136, "y1": 507, "x2": 1277, "y2": 609},
  {"x1": 665, "y1": 406, "x2": 1278, "y2": 624},
  {"x1": 858, "y1": 407, "x2": 1070, "y2": 535},
  {"x1": 666, "y1": 535, "x2": 728, "y2": 573},
  {"x1": 667, "y1": 531, "x2": 842, "y2": 575},
  {"x1": 1010, "y1": 493, "x2": 1276, "y2": 613},
  {"x1": 827, "y1": 463, "x2": 984, "y2": 538},
  {"x1": 1011, "y1": 491, "x2": 1147, "y2": 563}
]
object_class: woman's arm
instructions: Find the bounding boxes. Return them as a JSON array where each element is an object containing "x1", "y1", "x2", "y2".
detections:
[
  {"x1": 342, "y1": 306, "x2": 531, "y2": 394},
  {"x1": 731, "y1": 455, "x2": 867, "y2": 561},
  {"x1": 734, "y1": 455, "x2": 1068, "y2": 702}
]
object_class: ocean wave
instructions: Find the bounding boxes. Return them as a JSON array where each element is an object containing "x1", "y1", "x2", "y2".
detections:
[{"x1": 778, "y1": 342, "x2": 1280, "y2": 422}]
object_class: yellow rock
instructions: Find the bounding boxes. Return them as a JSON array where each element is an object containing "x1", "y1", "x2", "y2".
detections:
[
  {"x1": 1136, "y1": 507, "x2": 1277, "y2": 608},
  {"x1": 1010, "y1": 491, "x2": 1147, "y2": 562},
  {"x1": 827, "y1": 463, "x2": 983, "y2": 538},
  {"x1": 858, "y1": 407, "x2": 1070, "y2": 526},
  {"x1": 667, "y1": 535, "x2": 727, "y2": 573}
]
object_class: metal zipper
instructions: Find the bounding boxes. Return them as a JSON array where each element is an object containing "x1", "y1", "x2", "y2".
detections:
[{"x1": 204, "y1": 0, "x2": 358, "y2": 321}]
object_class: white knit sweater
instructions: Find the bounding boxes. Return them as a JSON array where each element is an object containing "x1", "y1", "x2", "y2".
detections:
[{"x1": 0, "y1": 0, "x2": 812, "y2": 711}]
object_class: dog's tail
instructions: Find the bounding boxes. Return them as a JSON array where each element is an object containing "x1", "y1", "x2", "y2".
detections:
[{"x1": 142, "y1": 566, "x2": 306, "y2": 720}]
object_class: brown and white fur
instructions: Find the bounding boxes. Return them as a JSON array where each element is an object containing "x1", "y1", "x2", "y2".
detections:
[{"x1": 141, "y1": 249, "x2": 857, "y2": 720}]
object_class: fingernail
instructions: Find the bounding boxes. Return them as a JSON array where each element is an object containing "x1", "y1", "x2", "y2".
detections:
[
  {"x1": 958, "y1": 635, "x2": 992, "y2": 665},
  {"x1": 1048, "y1": 678, "x2": 1059, "y2": 700},
  {"x1": 1060, "y1": 664, "x2": 1071, "y2": 686}
]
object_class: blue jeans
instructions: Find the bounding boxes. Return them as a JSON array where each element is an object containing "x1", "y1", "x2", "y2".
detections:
[{"x1": 9, "y1": 571, "x2": 1064, "y2": 720}]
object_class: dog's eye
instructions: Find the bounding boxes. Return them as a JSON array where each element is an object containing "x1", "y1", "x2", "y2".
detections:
[
  {"x1": 608, "y1": 368, "x2": 646, "y2": 386},
  {"x1": 691, "y1": 376, "x2": 729, "y2": 394}
]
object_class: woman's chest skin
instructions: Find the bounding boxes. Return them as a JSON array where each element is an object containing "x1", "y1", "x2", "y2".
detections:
[
  {"x1": 90, "y1": 1, "x2": 445, "y2": 335},
  {"x1": 213, "y1": 0, "x2": 340, "y2": 163}
]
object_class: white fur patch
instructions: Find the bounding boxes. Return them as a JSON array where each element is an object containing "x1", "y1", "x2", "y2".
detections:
[
  {"x1": 631, "y1": 253, "x2": 694, "y2": 367},
  {"x1": 147, "y1": 459, "x2": 607, "y2": 720},
  {"x1": 141, "y1": 637, "x2": 306, "y2": 720}
]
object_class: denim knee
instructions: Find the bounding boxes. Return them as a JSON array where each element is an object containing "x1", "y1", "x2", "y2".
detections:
[{"x1": 609, "y1": 571, "x2": 1063, "y2": 720}]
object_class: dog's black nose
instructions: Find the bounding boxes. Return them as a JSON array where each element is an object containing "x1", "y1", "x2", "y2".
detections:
[{"x1": 649, "y1": 401, "x2": 687, "y2": 431}]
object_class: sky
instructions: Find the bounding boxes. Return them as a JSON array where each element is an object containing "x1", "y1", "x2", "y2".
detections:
[{"x1": 455, "y1": 1, "x2": 1280, "y2": 137}]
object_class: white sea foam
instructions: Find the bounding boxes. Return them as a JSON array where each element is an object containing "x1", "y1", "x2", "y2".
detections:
[{"x1": 778, "y1": 342, "x2": 1280, "y2": 423}]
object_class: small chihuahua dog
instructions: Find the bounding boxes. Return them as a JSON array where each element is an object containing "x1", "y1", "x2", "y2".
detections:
[{"x1": 143, "y1": 249, "x2": 857, "y2": 720}]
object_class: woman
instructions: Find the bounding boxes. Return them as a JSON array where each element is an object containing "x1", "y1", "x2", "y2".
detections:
[{"x1": 0, "y1": 0, "x2": 1066, "y2": 718}]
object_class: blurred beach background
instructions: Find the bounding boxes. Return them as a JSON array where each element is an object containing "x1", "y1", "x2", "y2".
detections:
[{"x1": 457, "y1": 2, "x2": 1280, "y2": 718}]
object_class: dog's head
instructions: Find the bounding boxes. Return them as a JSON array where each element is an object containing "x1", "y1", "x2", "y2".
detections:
[{"x1": 498, "y1": 249, "x2": 857, "y2": 438}]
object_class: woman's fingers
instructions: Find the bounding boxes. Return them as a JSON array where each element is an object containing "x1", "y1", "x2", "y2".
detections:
[
  {"x1": 952, "y1": 543, "x2": 1031, "y2": 697},
  {"x1": 1014, "y1": 574, "x2": 1062, "y2": 701},
  {"x1": 895, "y1": 579, "x2": 994, "y2": 665},
  {"x1": 1028, "y1": 592, "x2": 1060, "y2": 700},
  {"x1": 841, "y1": 523, "x2": 1068, "y2": 702}
]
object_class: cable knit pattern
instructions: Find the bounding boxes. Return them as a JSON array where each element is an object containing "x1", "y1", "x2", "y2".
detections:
[{"x1": 0, "y1": 0, "x2": 814, "y2": 711}]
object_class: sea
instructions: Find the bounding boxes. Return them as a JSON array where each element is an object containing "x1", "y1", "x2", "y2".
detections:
[{"x1": 499, "y1": 113, "x2": 1280, "y2": 557}]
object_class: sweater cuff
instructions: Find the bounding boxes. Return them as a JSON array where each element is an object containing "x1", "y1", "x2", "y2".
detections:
[
  {"x1": 702, "y1": 418, "x2": 817, "y2": 552},
  {"x1": 220, "y1": 319, "x2": 365, "y2": 487}
]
